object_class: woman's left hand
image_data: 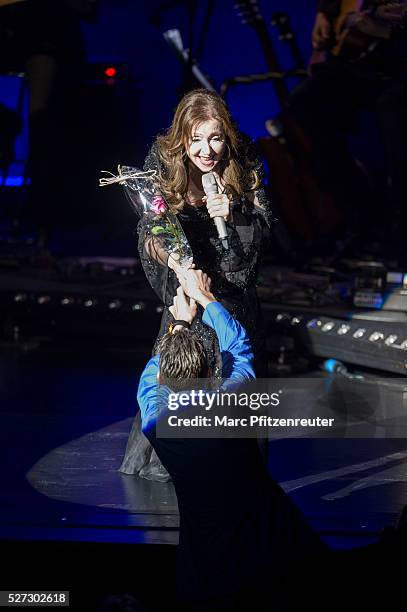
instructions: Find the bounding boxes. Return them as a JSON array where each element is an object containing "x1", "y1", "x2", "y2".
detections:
[{"x1": 204, "y1": 193, "x2": 231, "y2": 221}]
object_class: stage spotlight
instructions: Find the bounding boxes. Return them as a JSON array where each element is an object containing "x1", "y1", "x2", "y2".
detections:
[
  {"x1": 84, "y1": 299, "x2": 97, "y2": 308},
  {"x1": 108, "y1": 300, "x2": 121, "y2": 309},
  {"x1": 61, "y1": 298, "x2": 75, "y2": 306},
  {"x1": 37, "y1": 296, "x2": 50, "y2": 304}
]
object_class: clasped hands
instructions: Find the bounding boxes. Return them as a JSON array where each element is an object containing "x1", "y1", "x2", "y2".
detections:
[{"x1": 168, "y1": 268, "x2": 214, "y2": 328}]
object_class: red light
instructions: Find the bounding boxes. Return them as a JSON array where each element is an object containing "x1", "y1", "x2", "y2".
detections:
[{"x1": 105, "y1": 66, "x2": 116, "y2": 78}]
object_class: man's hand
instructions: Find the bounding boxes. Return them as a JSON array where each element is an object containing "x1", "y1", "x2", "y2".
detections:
[
  {"x1": 169, "y1": 286, "x2": 197, "y2": 327},
  {"x1": 177, "y1": 269, "x2": 211, "y2": 299},
  {"x1": 312, "y1": 12, "x2": 332, "y2": 49},
  {"x1": 175, "y1": 269, "x2": 216, "y2": 308}
]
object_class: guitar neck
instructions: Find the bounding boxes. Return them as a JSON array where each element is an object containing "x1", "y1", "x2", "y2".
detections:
[
  {"x1": 271, "y1": 12, "x2": 306, "y2": 70},
  {"x1": 253, "y1": 21, "x2": 290, "y2": 107},
  {"x1": 235, "y1": 0, "x2": 291, "y2": 108}
]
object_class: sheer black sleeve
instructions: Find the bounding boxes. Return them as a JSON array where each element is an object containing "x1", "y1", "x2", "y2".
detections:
[{"x1": 134, "y1": 143, "x2": 178, "y2": 306}]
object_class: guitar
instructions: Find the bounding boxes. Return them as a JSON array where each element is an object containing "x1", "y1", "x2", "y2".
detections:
[
  {"x1": 311, "y1": 0, "x2": 407, "y2": 68},
  {"x1": 234, "y1": 1, "x2": 343, "y2": 242}
]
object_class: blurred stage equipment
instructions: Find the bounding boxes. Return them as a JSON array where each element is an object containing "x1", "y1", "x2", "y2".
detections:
[
  {"x1": 0, "y1": 256, "x2": 162, "y2": 346},
  {"x1": 85, "y1": 61, "x2": 127, "y2": 85},
  {"x1": 265, "y1": 303, "x2": 407, "y2": 376},
  {"x1": 0, "y1": 101, "x2": 23, "y2": 177},
  {"x1": 154, "y1": 0, "x2": 216, "y2": 94},
  {"x1": 233, "y1": 1, "x2": 344, "y2": 242},
  {"x1": 259, "y1": 259, "x2": 407, "y2": 376},
  {"x1": 163, "y1": 29, "x2": 216, "y2": 91}
]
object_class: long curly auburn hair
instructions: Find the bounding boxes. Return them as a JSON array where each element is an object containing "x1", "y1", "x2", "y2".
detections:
[{"x1": 155, "y1": 89, "x2": 260, "y2": 213}]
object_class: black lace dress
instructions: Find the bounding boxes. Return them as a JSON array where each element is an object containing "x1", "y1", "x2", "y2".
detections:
[{"x1": 119, "y1": 138, "x2": 272, "y2": 480}]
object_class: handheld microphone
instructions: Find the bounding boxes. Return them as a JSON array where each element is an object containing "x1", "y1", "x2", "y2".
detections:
[{"x1": 201, "y1": 172, "x2": 229, "y2": 250}]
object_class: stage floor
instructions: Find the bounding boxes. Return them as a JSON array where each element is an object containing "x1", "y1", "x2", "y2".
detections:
[{"x1": 1, "y1": 343, "x2": 407, "y2": 550}]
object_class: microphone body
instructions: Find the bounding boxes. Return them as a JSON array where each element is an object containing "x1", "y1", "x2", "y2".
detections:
[{"x1": 201, "y1": 172, "x2": 229, "y2": 245}]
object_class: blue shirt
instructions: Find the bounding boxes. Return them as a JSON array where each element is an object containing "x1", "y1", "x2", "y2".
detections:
[{"x1": 137, "y1": 301, "x2": 255, "y2": 432}]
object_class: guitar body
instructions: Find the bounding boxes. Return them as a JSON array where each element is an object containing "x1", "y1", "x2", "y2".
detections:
[
  {"x1": 332, "y1": 0, "x2": 379, "y2": 61},
  {"x1": 258, "y1": 116, "x2": 342, "y2": 241}
]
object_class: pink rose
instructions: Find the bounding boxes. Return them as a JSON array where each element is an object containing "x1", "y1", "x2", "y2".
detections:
[{"x1": 151, "y1": 196, "x2": 167, "y2": 215}]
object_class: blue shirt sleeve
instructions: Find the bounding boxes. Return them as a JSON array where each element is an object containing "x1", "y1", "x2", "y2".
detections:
[
  {"x1": 137, "y1": 355, "x2": 160, "y2": 430},
  {"x1": 202, "y1": 301, "x2": 255, "y2": 381}
]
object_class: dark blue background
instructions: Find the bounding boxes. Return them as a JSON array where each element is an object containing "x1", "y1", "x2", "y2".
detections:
[{"x1": 82, "y1": 0, "x2": 316, "y2": 148}]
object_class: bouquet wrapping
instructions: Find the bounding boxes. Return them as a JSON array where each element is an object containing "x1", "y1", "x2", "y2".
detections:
[{"x1": 100, "y1": 166, "x2": 193, "y2": 269}]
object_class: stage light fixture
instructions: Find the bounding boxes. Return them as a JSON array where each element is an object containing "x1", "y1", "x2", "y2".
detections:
[
  {"x1": 14, "y1": 293, "x2": 27, "y2": 302},
  {"x1": 385, "y1": 334, "x2": 398, "y2": 346},
  {"x1": 353, "y1": 328, "x2": 366, "y2": 338},
  {"x1": 37, "y1": 296, "x2": 50, "y2": 304},
  {"x1": 61, "y1": 298, "x2": 75, "y2": 306},
  {"x1": 132, "y1": 303, "x2": 144, "y2": 311},
  {"x1": 306, "y1": 318, "x2": 322, "y2": 328},
  {"x1": 104, "y1": 66, "x2": 117, "y2": 78},
  {"x1": 84, "y1": 299, "x2": 96, "y2": 308},
  {"x1": 337, "y1": 324, "x2": 351, "y2": 335},
  {"x1": 369, "y1": 331, "x2": 384, "y2": 342},
  {"x1": 108, "y1": 300, "x2": 121, "y2": 309},
  {"x1": 321, "y1": 321, "x2": 335, "y2": 332}
]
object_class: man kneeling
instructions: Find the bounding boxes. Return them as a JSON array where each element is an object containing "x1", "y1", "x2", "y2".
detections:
[{"x1": 137, "y1": 269, "x2": 328, "y2": 612}]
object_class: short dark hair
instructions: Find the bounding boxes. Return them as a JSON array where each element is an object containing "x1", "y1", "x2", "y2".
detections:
[{"x1": 158, "y1": 329, "x2": 208, "y2": 390}]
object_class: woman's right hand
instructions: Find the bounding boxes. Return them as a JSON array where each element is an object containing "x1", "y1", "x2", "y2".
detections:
[{"x1": 168, "y1": 252, "x2": 182, "y2": 274}]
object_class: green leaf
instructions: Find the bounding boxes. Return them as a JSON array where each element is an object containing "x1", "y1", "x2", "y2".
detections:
[{"x1": 151, "y1": 226, "x2": 166, "y2": 235}]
